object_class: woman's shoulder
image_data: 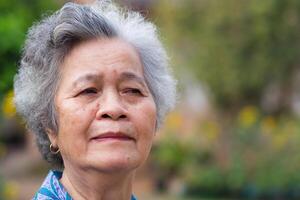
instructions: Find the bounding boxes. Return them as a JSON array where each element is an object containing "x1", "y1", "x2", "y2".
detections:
[
  {"x1": 32, "y1": 170, "x2": 138, "y2": 200},
  {"x1": 32, "y1": 170, "x2": 72, "y2": 200}
]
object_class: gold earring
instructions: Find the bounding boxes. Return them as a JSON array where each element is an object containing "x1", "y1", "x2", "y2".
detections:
[{"x1": 49, "y1": 143, "x2": 60, "y2": 154}]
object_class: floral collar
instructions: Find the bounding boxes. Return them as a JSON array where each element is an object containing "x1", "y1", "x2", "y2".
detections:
[{"x1": 33, "y1": 170, "x2": 137, "y2": 200}]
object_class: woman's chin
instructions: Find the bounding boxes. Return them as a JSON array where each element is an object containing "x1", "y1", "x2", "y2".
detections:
[{"x1": 85, "y1": 153, "x2": 141, "y2": 173}]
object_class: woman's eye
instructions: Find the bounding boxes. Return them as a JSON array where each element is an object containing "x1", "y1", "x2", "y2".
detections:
[
  {"x1": 78, "y1": 88, "x2": 98, "y2": 96},
  {"x1": 124, "y1": 88, "x2": 142, "y2": 95}
]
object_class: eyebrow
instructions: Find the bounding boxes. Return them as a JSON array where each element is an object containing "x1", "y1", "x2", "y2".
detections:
[
  {"x1": 72, "y1": 73, "x2": 103, "y2": 88},
  {"x1": 119, "y1": 71, "x2": 147, "y2": 87},
  {"x1": 71, "y1": 71, "x2": 146, "y2": 88}
]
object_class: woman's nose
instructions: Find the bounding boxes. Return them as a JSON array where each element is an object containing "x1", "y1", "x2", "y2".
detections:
[{"x1": 95, "y1": 91, "x2": 127, "y2": 121}]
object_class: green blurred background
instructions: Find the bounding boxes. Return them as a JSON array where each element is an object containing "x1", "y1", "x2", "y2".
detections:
[{"x1": 2, "y1": 0, "x2": 300, "y2": 199}]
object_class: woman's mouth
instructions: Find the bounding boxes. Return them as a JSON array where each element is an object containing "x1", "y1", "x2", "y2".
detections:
[{"x1": 91, "y1": 132, "x2": 135, "y2": 142}]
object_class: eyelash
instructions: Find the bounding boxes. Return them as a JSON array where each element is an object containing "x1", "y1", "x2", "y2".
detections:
[
  {"x1": 78, "y1": 88, "x2": 98, "y2": 96},
  {"x1": 77, "y1": 88, "x2": 143, "y2": 97},
  {"x1": 123, "y1": 88, "x2": 143, "y2": 95}
]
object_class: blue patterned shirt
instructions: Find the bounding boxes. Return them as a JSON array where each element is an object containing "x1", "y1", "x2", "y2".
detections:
[{"x1": 33, "y1": 170, "x2": 137, "y2": 200}]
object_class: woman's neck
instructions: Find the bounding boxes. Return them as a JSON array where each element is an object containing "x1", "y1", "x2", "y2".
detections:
[{"x1": 60, "y1": 166, "x2": 135, "y2": 200}]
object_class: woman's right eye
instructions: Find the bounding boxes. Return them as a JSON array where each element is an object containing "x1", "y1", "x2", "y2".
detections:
[{"x1": 78, "y1": 88, "x2": 98, "y2": 96}]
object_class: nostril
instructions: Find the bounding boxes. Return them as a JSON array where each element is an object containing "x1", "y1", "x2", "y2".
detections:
[
  {"x1": 120, "y1": 115, "x2": 126, "y2": 119},
  {"x1": 100, "y1": 113, "x2": 127, "y2": 120},
  {"x1": 102, "y1": 114, "x2": 110, "y2": 118}
]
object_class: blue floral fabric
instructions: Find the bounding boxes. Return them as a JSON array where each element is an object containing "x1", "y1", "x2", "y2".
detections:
[{"x1": 33, "y1": 170, "x2": 137, "y2": 200}]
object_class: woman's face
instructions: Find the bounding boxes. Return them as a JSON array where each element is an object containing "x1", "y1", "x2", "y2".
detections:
[{"x1": 49, "y1": 38, "x2": 157, "y2": 173}]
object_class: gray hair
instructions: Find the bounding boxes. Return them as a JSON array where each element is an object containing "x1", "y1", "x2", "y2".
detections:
[{"x1": 14, "y1": 1, "x2": 177, "y2": 168}]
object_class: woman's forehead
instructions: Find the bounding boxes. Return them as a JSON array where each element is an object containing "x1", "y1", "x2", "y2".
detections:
[
  {"x1": 63, "y1": 38, "x2": 141, "y2": 67},
  {"x1": 58, "y1": 38, "x2": 145, "y2": 83}
]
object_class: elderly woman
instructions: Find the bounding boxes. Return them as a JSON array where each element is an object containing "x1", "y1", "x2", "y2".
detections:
[{"x1": 14, "y1": 1, "x2": 176, "y2": 200}]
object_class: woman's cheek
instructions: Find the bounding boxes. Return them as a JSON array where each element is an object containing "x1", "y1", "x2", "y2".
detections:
[
  {"x1": 135, "y1": 101, "x2": 156, "y2": 151},
  {"x1": 56, "y1": 100, "x2": 98, "y2": 148}
]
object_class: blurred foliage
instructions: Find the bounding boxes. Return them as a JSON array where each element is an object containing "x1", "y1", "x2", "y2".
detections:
[
  {"x1": 0, "y1": 142, "x2": 6, "y2": 158},
  {"x1": 154, "y1": 0, "x2": 300, "y2": 113},
  {"x1": 0, "y1": 0, "x2": 59, "y2": 113},
  {"x1": 0, "y1": 180, "x2": 19, "y2": 200},
  {"x1": 154, "y1": 109, "x2": 300, "y2": 198},
  {"x1": 0, "y1": 159, "x2": 18, "y2": 199},
  {"x1": 2, "y1": 90, "x2": 16, "y2": 118},
  {"x1": 152, "y1": 0, "x2": 300, "y2": 198},
  {"x1": 0, "y1": 1, "x2": 59, "y2": 199}
]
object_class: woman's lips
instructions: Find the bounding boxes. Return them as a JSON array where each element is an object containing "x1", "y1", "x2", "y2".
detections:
[{"x1": 91, "y1": 132, "x2": 135, "y2": 142}]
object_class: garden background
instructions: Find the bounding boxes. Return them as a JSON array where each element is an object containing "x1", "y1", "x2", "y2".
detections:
[{"x1": 1, "y1": 0, "x2": 300, "y2": 199}]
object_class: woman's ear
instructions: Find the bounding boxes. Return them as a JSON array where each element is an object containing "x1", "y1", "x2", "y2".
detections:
[{"x1": 46, "y1": 128, "x2": 58, "y2": 146}]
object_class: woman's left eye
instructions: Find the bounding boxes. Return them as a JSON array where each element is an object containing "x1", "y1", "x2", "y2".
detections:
[{"x1": 123, "y1": 88, "x2": 143, "y2": 95}]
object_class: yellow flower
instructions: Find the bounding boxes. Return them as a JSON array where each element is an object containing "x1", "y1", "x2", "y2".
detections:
[
  {"x1": 206, "y1": 121, "x2": 220, "y2": 141},
  {"x1": 238, "y1": 105, "x2": 258, "y2": 128},
  {"x1": 3, "y1": 181, "x2": 19, "y2": 200},
  {"x1": 272, "y1": 133, "x2": 288, "y2": 150},
  {"x1": 261, "y1": 116, "x2": 276, "y2": 134},
  {"x1": 165, "y1": 111, "x2": 183, "y2": 130},
  {"x1": 202, "y1": 121, "x2": 220, "y2": 142},
  {"x1": 2, "y1": 90, "x2": 16, "y2": 118}
]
